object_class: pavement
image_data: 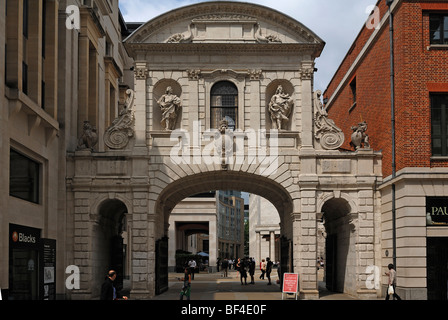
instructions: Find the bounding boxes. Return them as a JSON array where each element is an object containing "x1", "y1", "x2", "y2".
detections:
[{"x1": 149, "y1": 268, "x2": 358, "y2": 300}]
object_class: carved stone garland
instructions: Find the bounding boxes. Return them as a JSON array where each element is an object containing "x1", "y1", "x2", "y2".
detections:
[{"x1": 104, "y1": 89, "x2": 135, "y2": 150}]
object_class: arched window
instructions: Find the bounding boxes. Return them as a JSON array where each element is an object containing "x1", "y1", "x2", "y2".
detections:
[{"x1": 210, "y1": 81, "x2": 238, "y2": 130}]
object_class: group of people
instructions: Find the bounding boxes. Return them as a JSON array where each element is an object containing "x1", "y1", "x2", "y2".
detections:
[
  {"x1": 99, "y1": 262, "x2": 402, "y2": 301},
  {"x1": 218, "y1": 257, "x2": 276, "y2": 286}
]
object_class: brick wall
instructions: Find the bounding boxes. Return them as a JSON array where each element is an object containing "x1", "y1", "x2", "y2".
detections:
[{"x1": 324, "y1": 1, "x2": 448, "y2": 178}]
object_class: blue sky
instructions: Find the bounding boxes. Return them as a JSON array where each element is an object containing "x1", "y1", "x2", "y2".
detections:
[{"x1": 119, "y1": 0, "x2": 377, "y2": 93}]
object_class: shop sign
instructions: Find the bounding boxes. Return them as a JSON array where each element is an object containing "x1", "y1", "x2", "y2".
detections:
[
  {"x1": 9, "y1": 224, "x2": 41, "y2": 248},
  {"x1": 426, "y1": 197, "x2": 448, "y2": 226}
]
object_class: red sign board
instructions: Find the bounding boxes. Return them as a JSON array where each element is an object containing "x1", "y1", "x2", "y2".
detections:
[{"x1": 282, "y1": 273, "x2": 299, "y2": 294}]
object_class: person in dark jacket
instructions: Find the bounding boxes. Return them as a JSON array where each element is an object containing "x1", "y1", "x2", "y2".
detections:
[{"x1": 100, "y1": 270, "x2": 128, "y2": 300}]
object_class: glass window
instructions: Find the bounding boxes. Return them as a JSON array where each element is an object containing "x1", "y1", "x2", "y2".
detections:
[
  {"x1": 431, "y1": 94, "x2": 448, "y2": 156},
  {"x1": 430, "y1": 14, "x2": 448, "y2": 45},
  {"x1": 210, "y1": 81, "x2": 238, "y2": 130},
  {"x1": 9, "y1": 149, "x2": 40, "y2": 203}
]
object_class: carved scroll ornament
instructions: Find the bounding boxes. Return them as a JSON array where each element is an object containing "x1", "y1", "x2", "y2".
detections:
[
  {"x1": 314, "y1": 90, "x2": 344, "y2": 150},
  {"x1": 104, "y1": 89, "x2": 135, "y2": 149}
]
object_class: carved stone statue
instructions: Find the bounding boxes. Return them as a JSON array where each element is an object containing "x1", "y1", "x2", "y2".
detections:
[
  {"x1": 313, "y1": 90, "x2": 344, "y2": 150},
  {"x1": 215, "y1": 119, "x2": 233, "y2": 170},
  {"x1": 77, "y1": 121, "x2": 98, "y2": 151},
  {"x1": 157, "y1": 86, "x2": 182, "y2": 131},
  {"x1": 350, "y1": 121, "x2": 370, "y2": 150},
  {"x1": 269, "y1": 85, "x2": 293, "y2": 130},
  {"x1": 104, "y1": 89, "x2": 135, "y2": 150}
]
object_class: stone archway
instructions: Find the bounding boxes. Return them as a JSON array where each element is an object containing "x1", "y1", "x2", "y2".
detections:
[
  {"x1": 140, "y1": 168, "x2": 299, "y2": 298},
  {"x1": 67, "y1": 1, "x2": 384, "y2": 301},
  {"x1": 91, "y1": 198, "x2": 129, "y2": 299}
]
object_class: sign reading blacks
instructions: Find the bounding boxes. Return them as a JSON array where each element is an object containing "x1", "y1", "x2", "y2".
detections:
[{"x1": 426, "y1": 197, "x2": 448, "y2": 226}]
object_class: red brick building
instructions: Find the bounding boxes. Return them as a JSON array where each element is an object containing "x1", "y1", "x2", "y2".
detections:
[{"x1": 324, "y1": 0, "x2": 448, "y2": 300}]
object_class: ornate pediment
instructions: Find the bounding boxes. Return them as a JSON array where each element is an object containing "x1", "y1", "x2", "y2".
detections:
[{"x1": 124, "y1": 1, "x2": 324, "y2": 53}]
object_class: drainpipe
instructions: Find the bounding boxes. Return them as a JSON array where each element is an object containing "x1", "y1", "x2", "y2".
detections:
[{"x1": 386, "y1": 0, "x2": 397, "y2": 269}]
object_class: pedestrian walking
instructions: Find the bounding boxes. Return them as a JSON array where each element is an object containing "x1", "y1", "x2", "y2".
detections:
[
  {"x1": 179, "y1": 267, "x2": 192, "y2": 300},
  {"x1": 100, "y1": 270, "x2": 128, "y2": 300},
  {"x1": 266, "y1": 257, "x2": 273, "y2": 285},
  {"x1": 249, "y1": 258, "x2": 255, "y2": 284},
  {"x1": 188, "y1": 258, "x2": 196, "y2": 280},
  {"x1": 385, "y1": 264, "x2": 401, "y2": 300},
  {"x1": 259, "y1": 259, "x2": 266, "y2": 279},
  {"x1": 239, "y1": 258, "x2": 248, "y2": 285},
  {"x1": 221, "y1": 258, "x2": 228, "y2": 277}
]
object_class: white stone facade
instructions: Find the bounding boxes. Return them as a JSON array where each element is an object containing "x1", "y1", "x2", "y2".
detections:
[{"x1": 1, "y1": 1, "x2": 384, "y2": 300}]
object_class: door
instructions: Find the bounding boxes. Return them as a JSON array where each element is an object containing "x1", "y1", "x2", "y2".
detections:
[
  {"x1": 427, "y1": 237, "x2": 448, "y2": 300},
  {"x1": 111, "y1": 236, "x2": 124, "y2": 291},
  {"x1": 325, "y1": 234, "x2": 337, "y2": 292}
]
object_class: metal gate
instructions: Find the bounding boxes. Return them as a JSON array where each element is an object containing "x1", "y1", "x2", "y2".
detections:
[{"x1": 155, "y1": 237, "x2": 169, "y2": 295}]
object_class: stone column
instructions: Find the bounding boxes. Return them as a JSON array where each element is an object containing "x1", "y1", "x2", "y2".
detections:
[
  {"x1": 300, "y1": 62, "x2": 315, "y2": 148},
  {"x1": 355, "y1": 149, "x2": 379, "y2": 299},
  {"x1": 299, "y1": 187, "x2": 319, "y2": 299},
  {"x1": 249, "y1": 70, "x2": 262, "y2": 130},
  {"x1": 270, "y1": 231, "x2": 275, "y2": 262},
  {"x1": 133, "y1": 61, "x2": 148, "y2": 152},
  {"x1": 129, "y1": 192, "x2": 153, "y2": 299},
  {"x1": 209, "y1": 215, "x2": 218, "y2": 272}
]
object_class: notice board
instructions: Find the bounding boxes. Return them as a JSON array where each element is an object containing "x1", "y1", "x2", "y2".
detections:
[{"x1": 282, "y1": 273, "x2": 299, "y2": 299}]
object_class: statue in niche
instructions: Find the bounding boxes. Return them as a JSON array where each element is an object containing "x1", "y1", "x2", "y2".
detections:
[
  {"x1": 157, "y1": 86, "x2": 182, "y2": 131},
  {"x1": 77, "y1": 121, "x2": 98, "y2": 151},
  {"x1": 350, "y1": 121, "x2": 370, "y2": 150},
  {"x1": 269, "y1": 85, "x2": 294, "y2": 130}
]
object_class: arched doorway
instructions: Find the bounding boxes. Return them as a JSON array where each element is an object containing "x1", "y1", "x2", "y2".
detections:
[
  {"x1": 92, "y1": 199, "x2": 128, "y2": 298},
  {"x1": 321, "y1": 197, "x2": 357, "y2": 295}
]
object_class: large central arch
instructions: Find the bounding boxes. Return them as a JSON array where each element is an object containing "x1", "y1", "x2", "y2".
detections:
[
  {"x1": 156, "y1": 170, "x2": 293, "y2": 224},
  {"x1": 154, "y1": 168, "x2": 296, "y2": 290}
]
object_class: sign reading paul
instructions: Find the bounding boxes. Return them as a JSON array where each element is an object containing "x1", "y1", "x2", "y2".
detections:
[{"x1": 426, "y1": 197, "x2": 448, "y2": 226}]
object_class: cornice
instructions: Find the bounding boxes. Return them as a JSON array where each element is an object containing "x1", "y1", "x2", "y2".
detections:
[{"x1": 125, "y1": 42, "x2": 323, "y2": 57}]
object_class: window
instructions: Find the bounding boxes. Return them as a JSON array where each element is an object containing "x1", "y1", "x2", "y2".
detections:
[
  {"x1": 23, "y1": 0, "x2": 29, "y2": 39},
  {"x1": 22, "y1": 62, "x2": 28, "y2": 95},
  {"x1": 9, "y1": 149, "x2": 40, "y2": 203},
  {"x1": 210, "y1": 81, "x2": 238, "y2": 130},
  {"x1": 350, "y1": 77, "x2": 357, "y2": 108},
  {"x1": 431, "y1": 94, "x2": 448, "y2": 156},
  {"x1": 430, "y1": 14, "x2": 448, "y2": 45}
]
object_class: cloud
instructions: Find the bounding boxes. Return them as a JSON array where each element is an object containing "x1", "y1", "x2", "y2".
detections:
[{"x1": 119, "y1": 0, "x2": 377, "y2": 89}]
